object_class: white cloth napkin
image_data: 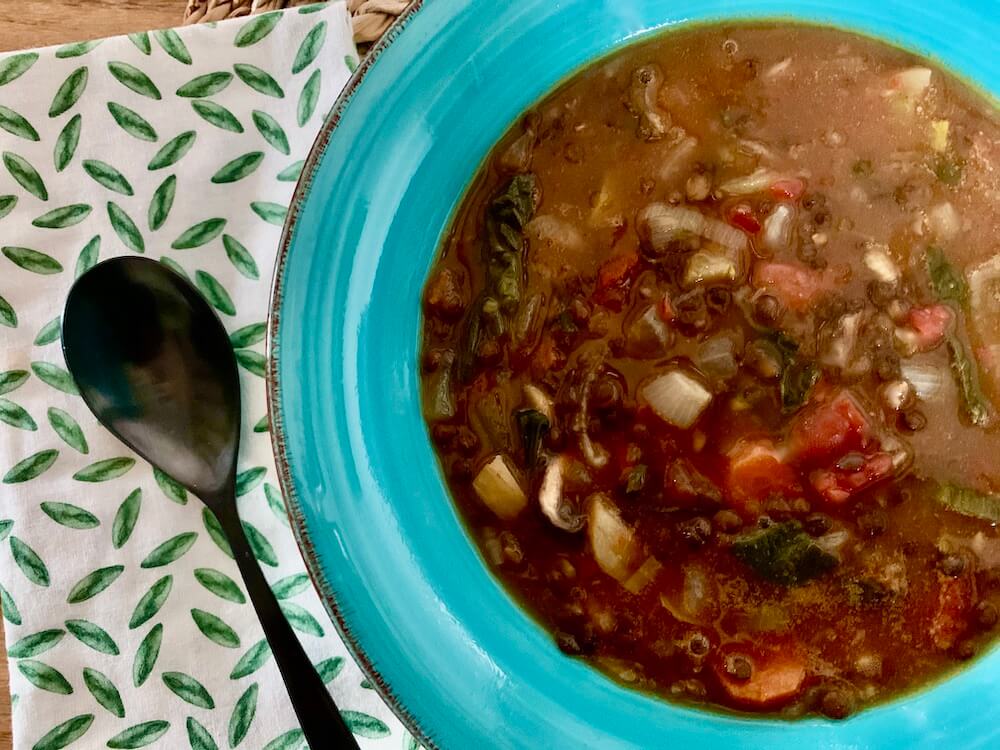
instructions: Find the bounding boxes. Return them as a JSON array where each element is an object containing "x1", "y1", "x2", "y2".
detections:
[{"x1": 0, "y1": 5, "x2": 418, "y2": 748}]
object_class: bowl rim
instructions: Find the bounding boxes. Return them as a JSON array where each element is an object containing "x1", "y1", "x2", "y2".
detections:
[
  {"x1": 263, "y1": 2, "x2": 1000, "y2": 747},
  {"x1": 264, "y1": 2, "x2": 435, "y2": 747}
]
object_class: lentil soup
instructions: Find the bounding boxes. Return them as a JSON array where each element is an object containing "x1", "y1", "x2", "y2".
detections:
[{"x1": 420, "y1": 23, "x2": 1000, "y2": 718}]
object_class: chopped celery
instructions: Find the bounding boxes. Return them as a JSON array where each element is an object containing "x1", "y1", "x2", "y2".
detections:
[
  {"x1": 937, "y1": 483, "x2": 1000, "y2": 522},
  {"x1": 947, "y1": 336, "x2": 991, "y2": 427}
]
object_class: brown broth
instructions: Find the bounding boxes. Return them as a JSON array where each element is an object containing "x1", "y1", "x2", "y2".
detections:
[{"x1": 420, "y1": 22, "x2": 1000, "y2": 718}]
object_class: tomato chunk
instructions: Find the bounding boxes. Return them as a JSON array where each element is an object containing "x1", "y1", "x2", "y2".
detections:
[
  {"x1": 809, "y1": 451, "x2": 894, "y2": 504},
  {"x1": 725, "y1": 440, "x2": 801, "y2": 511},
  {"x1": 769, "y1": 178, "x2": 806, "y2": 202},
  {"x1": 728, "y1": 203, "x2": 761, "y2": 234},
  {"x1": 657, "y1": 294, "x2": 675, "y2": 322},
  {"x1": 786, "y1": 390, "x2": 873, "y2": 467},
  {"x1": 753, "y1": 262, "x2": 837, "y2": 312},
  {"x1": 714, "y1": 642, "x2": 807, "y2": 708},
  {"x1": 907, "y1": 304, "x2": 953, "y2": 352},
  {"x1": 930, "y1": 574, "x2": 973, "y2": 651},
  {"x1": 594, "y1": 250, "x2": 640, "y2": 309}
]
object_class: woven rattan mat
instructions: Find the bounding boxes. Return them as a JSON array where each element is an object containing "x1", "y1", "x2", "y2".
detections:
[{"x1": 184, "y1": 0, "x2": 410, "y2": 45}]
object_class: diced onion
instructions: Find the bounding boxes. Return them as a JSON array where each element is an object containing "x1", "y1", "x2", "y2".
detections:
[
  {"x1": 696, "y1": 335, "x2": 738, "y2": 381},
  {"x1": 642, "y1": 369, "x2": 713, "y2": 429},
  {"x1": 762, "y1": 203, "x2": 795, "y2": 254},
  {"x1": 659, "y1": 136, "x2": 699, "y2": 180},
  {"x1": 969, "y1": 254, "x2": 1000, "y2": 317},
  {"x1": 522, "y1": 383, "x2": 554, "y2": 422},
  {"x1": 765, "y1": 57, "x2": 792, "y2": 79},
  {"x1": 815, "y1": 530, "x2": 851, "y2": 557},
  {"x1": 660, "y1": 566, "x2": 714, "y2": 625},
  {"x1": 901, "y1": 362, "x2": 945, "y2": 399},
  {"x1": 702, "y1": 217, "x2": 748, "y2": 251},
  {"x1": 638, "y1": 204, "x2": 705, "y2": 250},
  {"x1": 623, "y1": 556, "x2": 663, "y2": 594},
  {"x1": 888, "y1": 67, "x2": 932, "y2": 97},
  {"x1": 638, "y1": 203, "x2": 747, "y2": 254},
  {"x1": 683, "y1": 246, "x2": 744, "y2": 288},
  {"x1": 880, "y1": 380, "x2": 913, "y2": 411},
  {"x1": 928, "y1": 202, "x2": 961, "y2": 240},
  {"x1": 894, "y1": 327, "x2": 921, "y2": 358},
  {"x1": 863, "y1": 245, "x2": 900, "y2": 283},
  {"x1": 473, "y1": 455, "x2": 528, "y2": 520},
  {"x1": 588, "y1": 494, "x2": 638, "y2": 582},
  {"x1": 526, "y1": 215, "x2": 585, "y2": 253},
  {"x1": 718, "y1": 167, "x2": 779, "y2": 195}
]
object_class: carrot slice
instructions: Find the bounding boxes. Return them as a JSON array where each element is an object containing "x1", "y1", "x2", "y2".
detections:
[{"x1": 714, "y1": 642, "x2": 807, "y2": 708}]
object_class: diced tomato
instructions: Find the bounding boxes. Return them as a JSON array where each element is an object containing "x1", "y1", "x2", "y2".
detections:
[
  {"x1": 786, "y1": 390, "x2": 873, "y2": 467},
  {"x1": 753, "y1": 262, "x2": 837, "y2": 312},
  {"x1": 809, "y1": 451, "x2": 894, "y2": 504},
  {"x1": 728, "y1": 203, "x2": 761, "y2": 234},
  {"x1": 907, "y1": 304, "x2": 953, "y2": 352},
  {"x1": 593, "y1": 250, "x2": 640, "y2": 310},
  {"x1": 714, "y1": 641, "x2": 807, "y2": 708},
  {"x1": 724, "y1": 440, "x2": 801, "y2": 512},
  {"x1": 769, "y1": 178, "x2": 806, "y2": 202},
  {"x1": 657, "y1": 295, "x2": 675, "y2": 323},
  {"x1": 929, "y1": 574, "x2": 973, "y2": 651}
]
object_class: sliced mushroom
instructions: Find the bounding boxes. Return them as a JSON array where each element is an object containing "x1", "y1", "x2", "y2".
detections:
[
  {"x1": 539, "y1": 455, "x2": 585, "y2": 532},
  {"x1": 628, "y1": 65, "x2": 670, "y2": 141}
]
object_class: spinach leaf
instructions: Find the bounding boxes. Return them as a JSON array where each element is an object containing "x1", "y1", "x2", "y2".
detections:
[
  {"x1": 484, "y1": 173, "x2": 537, "y2": 314},
  {"x1": 515, "y1": 409, "x2": 549, "y2": 469},
  {"x1": 926, "y1": 246, "x2": 968, "y2": 305},
  {"x1": 731, "y1": 521, "x2": 837, "y2": 586},
  {"x1": 458, "y1": 174, "x2": 538, "y2": 380},
  {"x1": 781, "y1": 360, "x2": 819, "y2": 414}
]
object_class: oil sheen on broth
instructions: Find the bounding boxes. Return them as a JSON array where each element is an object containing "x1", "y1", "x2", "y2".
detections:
[{"x1": 419, "y1": 23, "x2": 1000, "y2": 718}]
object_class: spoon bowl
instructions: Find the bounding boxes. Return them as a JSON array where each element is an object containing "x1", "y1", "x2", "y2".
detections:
[
  {"x1": 63, "y1": 257, "x2": 239, "y2": 500},
  {"x1": 62, "y1": 256, "x2": 358, "y2": 750}
]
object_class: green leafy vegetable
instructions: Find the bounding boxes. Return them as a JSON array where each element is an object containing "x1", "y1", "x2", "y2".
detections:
[
  {"x1": 936, "y1": 483, "x2": 1000, "y2": 521},
  {"x1": 731, "y1": 520, "x2": 838, "y2": 585},
  {"x1": 458, "y1": 174, "x2": 538, "y2": 380},
  {"x1": 780, "y1": 360, "x2": 819, "y2": 414},
  {"x1": 623, "y1": 464, "x2": 647, "y2": 495},
  {"x1": 947, "y1": 336, "x2": 991, "y2": 427},
  {"x1": 515, "y1": 409, "x2": 549, "y2": 469},
  {"x1": 926, "y1": 246, "x2": 968, "y2": 304}
]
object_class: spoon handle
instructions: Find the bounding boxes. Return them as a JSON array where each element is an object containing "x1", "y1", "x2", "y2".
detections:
[{"x1": 214, "y1": 501, "x2": 361, "y2": 750}]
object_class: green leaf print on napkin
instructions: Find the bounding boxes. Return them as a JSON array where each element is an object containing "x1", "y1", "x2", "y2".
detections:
[
  {"x1": 0, "y1": 10, "x2": 400, "y2": 749},
  {"x1": 0, "y1": 53, "x2": 38, "y2": 86},
  {"x1": 107, "y1": 62, "x2": 162, "y2": 100},
  {"x1": 148, "y1": 131, "x2": 196, "y2": 171},
  {"x1": 64, "y1": 619, "x2": 119, "y2": 655},
  {"x1": 106, "y1": 720, "x2": 170, "y2": 749},
  {"x1": 128, "y1": 575, "x2": 172, "y2": 629},
  {"x1": 30, "y1": 713, "x2": 95, "y2": 750},
  {"x1": 162, "y1": 671, "x2": 215, "y2": 709},
  {"x1": 82, "y1": 667, "x2": 125, "y2": 718},
  {"x1": 131, "y1": 623, "x2": 162, "y2": 688}
]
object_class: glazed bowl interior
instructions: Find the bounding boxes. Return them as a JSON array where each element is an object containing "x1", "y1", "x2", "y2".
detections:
[{"x1": 269, "y1": 1, "x2": 1000, "y2": 747}]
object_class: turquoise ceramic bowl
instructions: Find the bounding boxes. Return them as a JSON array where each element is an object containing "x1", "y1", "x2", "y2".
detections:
[{"x1": 267, "y1": 1, "x2": 1000, "y2": 747}]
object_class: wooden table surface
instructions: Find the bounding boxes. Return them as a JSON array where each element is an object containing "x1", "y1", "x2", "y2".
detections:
[{"x1": 0, "y1": 6, "x2": 183, "y2": 746}]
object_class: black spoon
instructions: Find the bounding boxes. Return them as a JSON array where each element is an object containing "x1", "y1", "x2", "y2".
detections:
[{"x1": 62, "y1": 256, "x2": 360, "y2": 750}]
